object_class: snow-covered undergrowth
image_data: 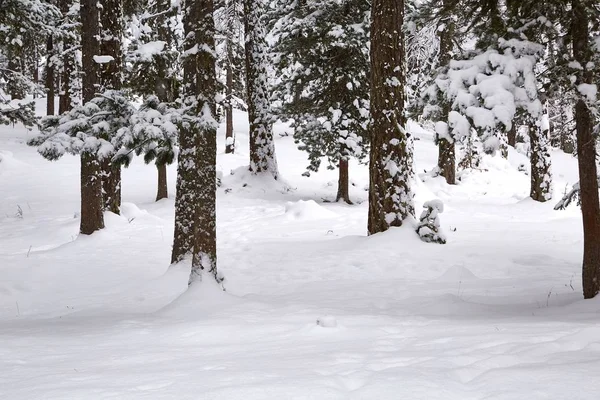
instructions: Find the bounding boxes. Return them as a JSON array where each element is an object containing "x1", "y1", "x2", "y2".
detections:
[{"x1": 1, "y1": 104, "x2": 598, "y2": 399}]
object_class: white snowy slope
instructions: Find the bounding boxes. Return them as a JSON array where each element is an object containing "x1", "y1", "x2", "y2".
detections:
[{"x1": 0, "y1": 100, "x2": 599, "y2": 399}]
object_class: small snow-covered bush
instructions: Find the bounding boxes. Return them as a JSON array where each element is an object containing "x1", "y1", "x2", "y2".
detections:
[{"x1": 416, "y1": 200, "x2": 446, "y2": 244}]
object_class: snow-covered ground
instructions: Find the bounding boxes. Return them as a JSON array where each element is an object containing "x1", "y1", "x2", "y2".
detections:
[{"x1": 1, "y1": 102, "x2": 599, "y2": 399}]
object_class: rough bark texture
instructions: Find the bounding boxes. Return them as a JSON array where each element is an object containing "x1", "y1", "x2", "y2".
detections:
[
  {"x1": 572, "y1": 0, "x2": 600, "y2": 299},
  {"x1": 156, "y1": 163, "x2": 168, "y2": 201},
  {"x1": 529, "y1": 119, "x2": 552, "y2": 202},
  {"x1": 99, "y1": 0, "x2": 123, "y2": 215},
  {"x1": 336, "y1": 158, "x2": 352, "y2": 204},
  {"x1": 80, "y1": 0, "x2": 104, "y2": 234},
  {"x1": 244, "y1": 0, "x2": 278, "y2": 178},
  {"x1": 225, "y1": 38, "x2": 235, "y2": 154},
  {"x1": 368, "y1": 0, "x2": 414, "y2": 235},
  {"x1": 507, "y1": 124, "x2": 516, "y2": 147},
  {"x1": 172, "y1": 0, "x2": 219, "y2": 286},
  {"x1": 436, "y1": 5, "x2": 455, "y2": 185},
  {"x1": 46, "y1": 35, "x2": 55, "y2": 116}
]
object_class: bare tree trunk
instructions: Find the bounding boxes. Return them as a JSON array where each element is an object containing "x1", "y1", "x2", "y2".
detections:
[
  {"x1": 172, "y1": 0, "x2": 219, "y2": 286},
  {"x1": 244, "y1": 0, "x2": 278, "y2": 178},
  {"x1": 368, "y1": 0, "x2": 413, "y2": 235},
  {"x1": 156, "y1": 163, "x2": 168, "y2": 201},
  {"x1": 529, "y1": 119, "x2": 552, "y2": 202},
  {"x1": 46, "y1": 36, "x2": 55, "y2": 115},
  {"x1": 98, "y1": 0, "x2": 123, "y2": 215},
  {"x1": 335, "y1": 157, "x2": 352, "y2": 204},
  {"x1": 436, "y1": 4, "x2": 455, "y2": 185},
  {"x1": 225, "y1": 38, "x2": 235, "y2": 154},
  {"x1": 507, "y1": 123, "x2": 516, "y2": 147},
  {"x1": 80, "y1": 0, "x2": 104, "y2": 235},
  {"x1": 572, "y1": 0, "x2": 600, "y2": 299}
]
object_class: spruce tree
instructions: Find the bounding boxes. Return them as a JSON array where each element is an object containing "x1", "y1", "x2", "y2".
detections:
[
  {"x1": 368, "y1": 0, "x2": 414, "y2": 234},
  {"x1": 273, "y1": 0, "x2": 370, "y2": 204}
]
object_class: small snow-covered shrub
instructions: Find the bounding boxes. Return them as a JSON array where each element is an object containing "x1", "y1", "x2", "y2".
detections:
[{"x1": 416, "y1": 200, "x2": 446, "y2": 244}]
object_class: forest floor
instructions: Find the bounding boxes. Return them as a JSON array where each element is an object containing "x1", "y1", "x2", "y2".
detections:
[{"x1": 1, "y1": 101, "x2": 599, "y2": 399}]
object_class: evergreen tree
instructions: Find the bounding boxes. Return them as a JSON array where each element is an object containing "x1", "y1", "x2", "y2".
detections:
[
  {"x1": 172, "y1": 0, "x2": 221, "y2": 286},
  {"x1": 273, "y1": 0, "x2": 370, "y2": 204},
  {"x1": 244, "y1": 0, "x2": 278, "y2": 178},
  {"x1": 368, "y1": 0, "x2": 414, "y2": 234}
]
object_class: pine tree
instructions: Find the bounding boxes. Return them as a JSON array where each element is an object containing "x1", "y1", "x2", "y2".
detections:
[
  {"x1": 172, "y1": 0, "x2": 221, "y2": 286},
  {"x1": 273, "y1": 0, "x2": 370, "y2": 204},
  {"x1": 243, "y1": 0, "x2": 278, "y2": 178},
  {"x1": 368, "y1": 0, "x2": 414, "y2": 234}
]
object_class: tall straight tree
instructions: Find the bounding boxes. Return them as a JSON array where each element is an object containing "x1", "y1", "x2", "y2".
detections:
[
  {"x1": 79, "y1": 0, "x2": 104, "y2": 234},
  {"x1": 172, "y1": 0, "x2": 220, "y2": 286},
  {"x1": 572, "y1": 0, "x2": 600, "y2": 299},
  {"x1": 98, "y1": 0, "x2": 123, "y2": 215},
  {"x1": 243, "y1": 0, "x2": 278, "y2": 178},
  {"x1": 368, "y1": 0, "x2": 414, "y2": 234}
]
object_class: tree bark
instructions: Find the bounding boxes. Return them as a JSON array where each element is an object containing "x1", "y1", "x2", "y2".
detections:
[
  {"x1": 98, "y1": 0, "x2": 123, "y2": 215},
  {"x1": 156, "y1": 163, "x2": 168, "y2": 201},
  {"x1": 244, "y1": 0, "x2": 278, "y2": 177},
  {"x1": 80, "y1": 0, "x2": 104, "y2": 235},
  {"x1": 529, "y1": 119, "x2": 552, "y2": 202},
  {"x1": 46, "y1": 36, "x2": 55, "y2": 115},
  {"x1": 225, "y1": 38, "x2": 235, "y2": 154},
  {"x1": 507, "y1": 123, "x2": 516, "y2": 147},
  {"x1": 336, "y1": 157, "x2": 352, "y2": 204},
  {"x1": 436, "y1": 2, "x2": 455, "y2": 185},
  {"x1": 367, "y1": 0, "x2": 413, "y2": 235},
  {"x1": 572, "y1": 0, "x2": 600, "y2": 299},
  {"x1": 172, "y1": 0, "x2": 219, "y2": 286}
]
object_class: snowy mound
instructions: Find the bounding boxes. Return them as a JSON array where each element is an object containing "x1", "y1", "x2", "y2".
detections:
[
  {"x1": 435, "y1": 265, "x2": 479, "y2": 282},
  {"x1": 284, "y1": 200, "x2": 337, "y2": 221},
  {"x1": 0, "y1": 150, "x2": 27, "y2": 174}
]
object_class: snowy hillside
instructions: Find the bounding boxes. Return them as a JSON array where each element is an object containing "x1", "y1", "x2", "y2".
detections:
[{"x1": 1, "y1": 106, "x2": 599, "y2": 399}]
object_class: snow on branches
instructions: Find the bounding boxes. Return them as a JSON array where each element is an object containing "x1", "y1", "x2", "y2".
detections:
[{"x1": 416, "y1": 199, "x2": 446, "y2": 244}]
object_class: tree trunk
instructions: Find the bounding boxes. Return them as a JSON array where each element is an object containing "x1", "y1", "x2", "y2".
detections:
[
  {"x1": 225, "y1": 38, "x2": 235, "y2": 154},
  {"x1": 436, "y1": 1, "x2": 455, "y2": 185},
  {"x1": 572, "y1": 0, "x2": 600, "y2": 299},
  {"x1": 336, "y1": 157, "x2": 352, "y2": 204},
  {"x1": 438, "y1": 138, "x2": 455, "y2": 185},
  {"x1": 172, "y1": 0, "x2": 219, "y2": 286},
  {"x1": 529, "y1": 119, "x2": 552, "y2": 202},
  {"x1": 59, "y1": 0, "x2": 74, "y2": 114},
  {"x1": 98, "y1": 0, "x2": 123, "y2": 215},
  {"x1": 79, "y1": 0, "x2": 104, "y2": 235},
  {"x1": 156, "y1": 163, "x2": 168, "y2": 201},
  {"x1": 507, "y1": 123, "x2": 517, "y2": 147},
  {"x1": 46, "y1": 36, "x2": 55, "y2": 115},
  {"x1": 244, "y1": 0, "x2": 278, "y2": 178},
  {"x1": 368, "y1": 0, "x2": 413, "y2": 235}
]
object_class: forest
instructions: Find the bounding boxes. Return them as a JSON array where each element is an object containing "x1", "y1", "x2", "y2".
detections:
[{"x1": 0, "y1": 0, "x2": 599, "y2": 398}]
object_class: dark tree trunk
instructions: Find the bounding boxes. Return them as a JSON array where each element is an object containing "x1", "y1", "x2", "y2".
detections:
[
  {"x1": 156, "y1": 163, "x2": 168, "y2": 201},
  {"x1": 572, "y1": 0, "x2": 600, "y2": 299},
  {"x1": 437, "y1": 139, "x2": 455, "y2": 185},
  {"x1": 172, "y1": 0, "x2": 219, "y2": 286},
  {"x1": 368, "y1": 0, "x2": 413, "y2": 235},
  {"x1": 225, "y1": 38, "x2": 235, "y2": 154},
  {"x1": 507, "y1": 123, "x2": 517, "y2": 147},
  {"x1": 529, "y1": 119, "x2": 552, "y2": 202},
  {"x1": 436, "y1": 2, "x2": 455, "y2": 185},
  {"x1": 46, "y1": 36, "x2": 55, "y2": 116},
  {"x1": 336, "y1": 157, "x2": 352, "y2": 204},
  {"x1": 98, "y1": 0, "x2": 123, "y2": 215},
  {"x1": 59, "y1": 0, "x2": 74, "y2": 115},
  {"x1": 244, "y1": 0, "x2": 278, "y2": 177},
  {"x1": 79, "y1": 0, "x2": 104, "y2": 235}
]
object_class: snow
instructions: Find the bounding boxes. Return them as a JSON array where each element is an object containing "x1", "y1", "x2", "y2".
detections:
[
  {"x1": 1, "y1": 99, "x2": 599, "y2": 398},
  {"x1": 93, "y1": 55, "x2": 115, "y2": 64}
]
